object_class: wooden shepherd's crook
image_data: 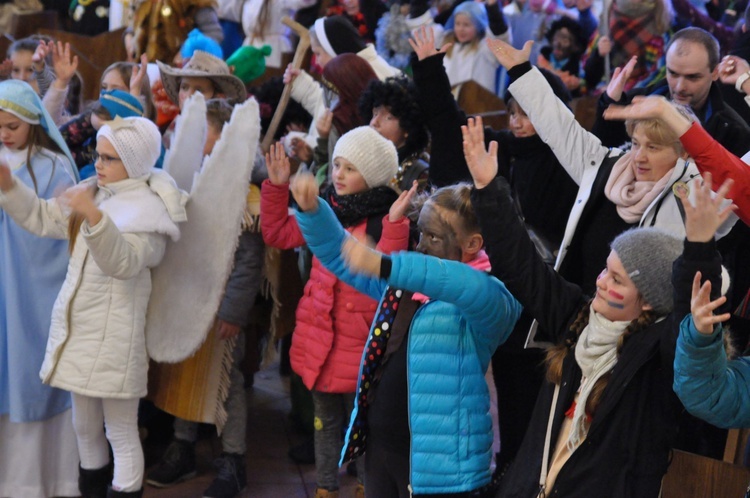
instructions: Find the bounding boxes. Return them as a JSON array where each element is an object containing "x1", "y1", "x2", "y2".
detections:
[{"x1": 261, "y1": 16, "x2": 310, "y2": 152}]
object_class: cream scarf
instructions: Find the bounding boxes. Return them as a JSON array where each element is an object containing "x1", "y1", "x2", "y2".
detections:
[
  {"x1": 603, "y1": 152, "x2": 674, "y2": 223},
  {"x1": 569, "y1": 308, "x2": 630, "y2": 450}
]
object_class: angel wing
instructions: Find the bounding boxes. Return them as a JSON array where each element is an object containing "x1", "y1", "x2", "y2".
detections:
[
  {"x1": 162, "y1": 93, "x2": 207, "y2": 192},
  {"x1": 146, "y1": 97, "x2": 262, "y2": 362}
]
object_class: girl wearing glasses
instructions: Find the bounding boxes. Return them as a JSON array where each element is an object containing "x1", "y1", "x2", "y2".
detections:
[{"x1": 0, "y1": 115, "x2": 185, "y2": 498}]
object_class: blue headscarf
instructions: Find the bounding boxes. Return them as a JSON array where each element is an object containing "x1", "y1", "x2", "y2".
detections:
[
  {"x1": 0, "y1": 80, "x2": 79, "y2": 181},
  {"x1": 445, "y1": 2, "x2": 490, "y2": 40}
]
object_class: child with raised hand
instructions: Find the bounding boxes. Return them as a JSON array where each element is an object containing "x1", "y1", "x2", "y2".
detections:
[
  {"x1": 672, "y1": 174, "x2": 747, "y2": 428},
  {"x1": 0, "y1": 116, "x2": 186, "y2": 498},
  {"x1": 261, "y1": 126, "x2": 409, "y2": 498},
  {"x1": 287, "y1": 169, "x2": 521, "y2": 498},
  {"x1": 0, "y1": 79, "x2": 79, "y2": 498},
  {"x1": 442, "y1": 0, "x2": 508, "y2": 94},
  {"x1": 464, "y1": 117, "x2": 718, "y2": 497}
]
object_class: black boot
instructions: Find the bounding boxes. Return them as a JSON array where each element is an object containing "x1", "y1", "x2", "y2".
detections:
[
  {"x1": 79, "y1": 463, "x2": 111, "y2": 498},
  {"x1": 106, "y1": 487, "x2": 143, "y2": 497}
]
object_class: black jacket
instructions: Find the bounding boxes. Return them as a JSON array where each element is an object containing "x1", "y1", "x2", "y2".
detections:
[
  {"x1": 472, "y1": 177, "x2": 717, "y2": 498},
  {"x1": 592, "y1": 79, "x2": 750, "y2": 158}
]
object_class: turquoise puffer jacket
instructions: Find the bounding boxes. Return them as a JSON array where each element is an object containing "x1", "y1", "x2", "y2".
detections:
[{"x1": 296, "y1": 200, "x2": 522, "y2": 494}]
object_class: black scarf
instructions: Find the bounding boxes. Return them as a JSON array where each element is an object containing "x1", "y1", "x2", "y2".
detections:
[{"x1": 323, "y1": 185, "x2": 398, "y2": 228}]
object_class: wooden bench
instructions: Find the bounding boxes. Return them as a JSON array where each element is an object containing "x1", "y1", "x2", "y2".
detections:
[{"x1": 6, "y1": 10, "x2": 58, "y2": 40}]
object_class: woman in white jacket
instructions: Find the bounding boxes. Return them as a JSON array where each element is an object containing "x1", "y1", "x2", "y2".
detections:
[
  {"x1": 486, "y1": 38, "x2": 738, "y2": 299},
  {"x1": 0, "y1": 117, "x2": 186, "y2": 498}
]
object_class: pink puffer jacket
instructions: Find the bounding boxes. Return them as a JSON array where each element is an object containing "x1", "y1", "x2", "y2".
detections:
[{"x1": 261, "y1": 180, "x2": 410, "y2": 392}]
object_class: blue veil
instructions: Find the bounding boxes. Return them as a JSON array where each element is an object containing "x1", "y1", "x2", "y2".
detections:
[{"x1": 0, "y1": 80, "x2": 79, "y2": 182}]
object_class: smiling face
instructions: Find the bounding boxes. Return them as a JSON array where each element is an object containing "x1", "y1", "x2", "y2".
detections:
[
  {"x1": 629, "y1": 126, "x2": 680, "y2": 182},
  {"x1": 94, "y1": 137, "x2": 129, "y2": 186},
  {"x1": 370, "y1": 106, "x2": 407, "y2": 149},
  {"x1": 331, "y1": 156, "x2": 368, "y2": 195},
  {"x1": 507, "y1": 99, "x2": 537, "y2": 138},
  {"x1": 0, "y1": 110, "x2": 31, "y2": 151},
  {"x1": 551, "y1": 27, "x2": 576, "y2": 60},
  {"x1": 666, "y1": 39, "x2": 717, "y2": 110},
  {"x1": 453, "y1": 14, "x2": 478, "y2": 44},
  {"x1": 592, "y1": 251, "x2": 651, "y2": 322}
]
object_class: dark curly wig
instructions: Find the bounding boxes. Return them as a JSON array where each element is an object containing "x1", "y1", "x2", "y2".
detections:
[{"x1": 357, "y1": 76, "x2": 429, "y2": 159}]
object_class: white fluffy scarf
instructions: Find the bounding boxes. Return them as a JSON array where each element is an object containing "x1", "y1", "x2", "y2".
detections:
[
  {"x1": 569, "y1": 308, "x2": 630, "y2": 450},
  {"x1": 92, "y1": 170, "x2": 187, "y2": 241}
]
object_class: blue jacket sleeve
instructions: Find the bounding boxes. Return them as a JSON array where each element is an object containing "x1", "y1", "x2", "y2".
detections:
[
  {"x1": 295, "y1": 200, "x2": 388, "y2": 301},
  {"x1": 389, "y1": 251, "x2": 522, "y2": 346},
  {"x1": 674, "y1": 317, "x2": 750, "y2": 429}
]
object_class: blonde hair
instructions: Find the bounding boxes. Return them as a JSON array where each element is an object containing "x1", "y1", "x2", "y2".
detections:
[
  {"x1": 625, "y1": 103, "x2": 696, "y2": 155},
  {"x1": 410, "y1": 183, "x2": 480, "y2": 235}
]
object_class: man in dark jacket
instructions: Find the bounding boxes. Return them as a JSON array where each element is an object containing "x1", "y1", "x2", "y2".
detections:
[{"x1": 592, "y1": 26, "x2": 750, "y2": 159}]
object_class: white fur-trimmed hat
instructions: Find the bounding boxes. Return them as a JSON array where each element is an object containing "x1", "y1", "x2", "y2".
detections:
[
  {"x1": 97, "y1": 117, "x2": 162, "y2": 179},
  {"x1": 332, "y1": 126, "x2": 398, "y2": 188}
]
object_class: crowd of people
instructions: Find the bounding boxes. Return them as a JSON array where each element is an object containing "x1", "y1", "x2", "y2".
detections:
[{"x1": 2, "y1": 0, "x2": 750, "y2": 497}]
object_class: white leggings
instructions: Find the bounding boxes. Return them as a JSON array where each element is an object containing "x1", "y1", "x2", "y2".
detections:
[{"x1": 71, "y1": 393, "x2": 143, "y2": 492}]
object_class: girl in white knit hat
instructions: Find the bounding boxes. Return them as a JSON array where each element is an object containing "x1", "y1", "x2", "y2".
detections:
[
  {"x1": 261, "y1": 125, "x2": 407, "y2": 498},
  {"x1": 0, "y1": 116, "x2": 187, "y2": 498}
]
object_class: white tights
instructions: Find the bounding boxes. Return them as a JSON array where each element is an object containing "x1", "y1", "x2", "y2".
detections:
[{"x1": 71, "y1": 393, "x2": 143, "y2": 492}]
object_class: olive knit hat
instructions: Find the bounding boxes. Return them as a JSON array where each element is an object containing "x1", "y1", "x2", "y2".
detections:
[
  {"x1": 332, "y1": 126, "x2": 398, "y2": 188},
  {"x1": 610, "y1": 228, "x2": 683, "y2": 316},
  {"x1": 96, "y1": 117, "x2": 162, "y2": 179}
]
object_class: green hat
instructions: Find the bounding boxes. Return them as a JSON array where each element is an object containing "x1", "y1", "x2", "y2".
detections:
[{"x1": 227, "y1": 45, "x2": 271, "y2": 84}]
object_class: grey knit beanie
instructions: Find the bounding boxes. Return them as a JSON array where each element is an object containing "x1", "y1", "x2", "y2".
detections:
[
  {"x1": 610, "y1": 228, "x2": 683, "y2": 316},
  {"x1": 332, "y1": 126, "x2": 398, "y2": 188},
  {"x1": 97, "y1": 117, "x2": 162, "y2": 179}
]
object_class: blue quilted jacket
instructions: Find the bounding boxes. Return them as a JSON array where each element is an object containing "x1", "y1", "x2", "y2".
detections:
[{"x1": 296, "y1": 201, "x2": 522, "y2": 494}]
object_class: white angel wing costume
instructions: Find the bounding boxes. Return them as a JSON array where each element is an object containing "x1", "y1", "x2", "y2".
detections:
[{"x1": 146, "y1": 94, "x2": 262, "y2": 362}]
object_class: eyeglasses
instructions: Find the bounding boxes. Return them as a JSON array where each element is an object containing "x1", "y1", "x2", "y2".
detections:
[{"x1": 93, "y1": 152, "x2": 122, "y2": 167}]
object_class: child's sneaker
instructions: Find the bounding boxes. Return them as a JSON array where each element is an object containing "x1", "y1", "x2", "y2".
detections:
[
  {"x1": 146, "y1": 439, "x2": 196, "y2": 487},
  {"x1": 202, "y1": 453, "x2": 247, "y2": 498}
]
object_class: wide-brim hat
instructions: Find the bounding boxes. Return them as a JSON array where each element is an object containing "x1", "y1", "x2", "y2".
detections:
[{"x1": 157, "y1": 50, "x2": 247, "y2": 106}]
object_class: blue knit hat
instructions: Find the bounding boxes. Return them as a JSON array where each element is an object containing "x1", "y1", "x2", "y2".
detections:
[
  {"x1": 99, "y1": 89, "x2": 144, "y2": 119},
  {"x1": 445, "y1": 2, "x2": 489, "y2": 39},
  {"x1": 181, "y1": 28, "x2": 224, "y2": 59}
]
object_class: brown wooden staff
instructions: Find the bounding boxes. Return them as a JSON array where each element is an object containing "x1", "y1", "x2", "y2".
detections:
[{"x1": 260, "y1": 16, "x2": 311, "y2": 152}]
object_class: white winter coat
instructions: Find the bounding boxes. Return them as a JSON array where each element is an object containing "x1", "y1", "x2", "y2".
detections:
[{"x1": 0, "y1": 172, "x2": 184, "y2": 398}]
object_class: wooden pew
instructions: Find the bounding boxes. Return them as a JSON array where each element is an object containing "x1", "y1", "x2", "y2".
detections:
[
  {"x1": 0, "y1": 34, "x2": 13, "y2": 58},
  {"x1": 662, "y1": 429, "x2": 750, "y2": 497},
  {"x1": 7, "y1": 10, "x2": 58, "y2": 40},
  {"x1": 455, "y1": 80, "x2": 507, "y2": 130},
  {"x1": 37, "y1": 27, "x2": 128, "y2": 102}
]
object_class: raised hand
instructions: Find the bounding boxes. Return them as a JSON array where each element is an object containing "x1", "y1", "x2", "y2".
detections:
[
  {"x1": 389, "y1": 180, "x2": 418, "y2": 222},
  {"x1": 31, "y1": 40, "x2": 50, "y2": 72},
  {"x1": 342, "y1": 235, "x2": 383, "y2": 277},
  {"x1": 316, "y1": 109, "x2": 333, "y2": 139},
  {"x1": 603, "y1": 95, "x2": 668, "y2": 121},
  {"x1": 719, "y1": 55, "x2": 750, "y2": 88},
  {"x1": 61, "y1": 183, "x2": 102, "y2": 225},
  {"x1": 678, "y1": 173, "x2": 736, "y2": 243},
  {"x1": 690, "y1": 271, "x2": 730, "y2": 335},
  {"x1": 486, "y1": 38, "x2": 533, "y2": 71},
  {"x1": 289, "y1": 171, "x2": 319, "y2": 212},
  {"x1": 606, "y1": 56, "x2": 637, "y2": 101},
  {"x1": 408, "y1": 25, "x2": 452, "y2": 61},
  {"x1": 51, "y1": 42, "x2": 79, "y2": 90},
  {"x1": 461, "y1": 116, "x2": 498, "y2": 189},
  {"x1": 0, "y1": 162, "x2": 13, "y2": 192},
  {"x1": 289, "y1": 137, "x2": 313, "y2": 164},
  {"x1": 130, "y1": 53, "x2": 148, "y2": 98},
  {"x1": 266, "y1": 142, "x2": 291, "y2": 185}
]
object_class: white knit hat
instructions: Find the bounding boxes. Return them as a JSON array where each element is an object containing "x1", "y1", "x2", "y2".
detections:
[
  {"x1": 332, "y1": 126, "x2": 398, "y2": 188},
  {"x1": 97, "y1": 117, "x2": 162, "y2": 179}
]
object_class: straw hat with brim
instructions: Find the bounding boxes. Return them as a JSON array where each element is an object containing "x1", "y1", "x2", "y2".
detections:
[{"x1": 157, "y1": 50, "x2": 248, "y2": 106}]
